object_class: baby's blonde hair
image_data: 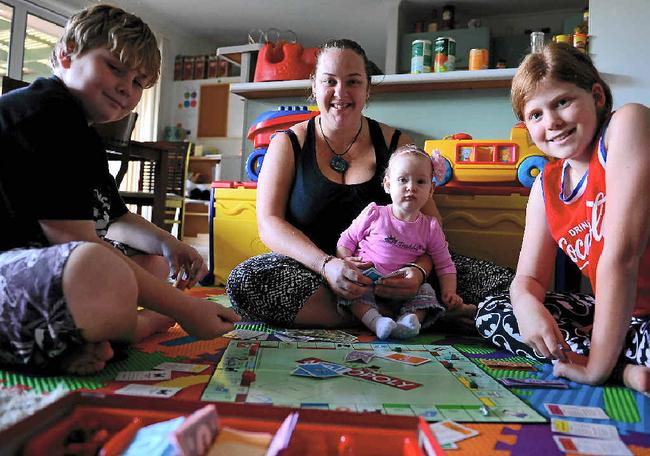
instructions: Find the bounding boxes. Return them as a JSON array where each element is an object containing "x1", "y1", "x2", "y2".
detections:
[
  {"x1": 50, "y1": 4, "x2": 160, "y2": 88},
  {"x1": 386, "y1": 144, "x2": 446, "y2": 185}
]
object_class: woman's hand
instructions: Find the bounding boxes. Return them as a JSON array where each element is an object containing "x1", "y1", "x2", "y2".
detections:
[
  {"x1": 374, "y1": 266, "x2": 421, "y2": 299},
  {"x1": 513, "y1": 299, "x2": 567, "y2": 362},
  {"x1": 161, "y1": 238, "x2": 208, "y2": 289},
  {"x1": 323, "y1": 257, "x2": 372, "y2": 299}
]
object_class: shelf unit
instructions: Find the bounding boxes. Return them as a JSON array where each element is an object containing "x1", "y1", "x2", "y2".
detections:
[
  {"x1": 183, "y1": 155, "x2": 222, "y2": 238},
  {"x1": 230, "y1": 68, "x2": 516, "y2": 99},
  {"x1": 216, "y1": 43, "x2": 264, "y2": 84}
]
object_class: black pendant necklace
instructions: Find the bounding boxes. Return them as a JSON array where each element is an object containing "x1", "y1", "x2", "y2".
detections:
[{"x1": 319, "y1": 117, "x2": 363, "y2": 174}]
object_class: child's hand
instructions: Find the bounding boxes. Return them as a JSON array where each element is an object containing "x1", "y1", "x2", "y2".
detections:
[
  {"x1": 442, "y1": 291, "x2": 463, "y2": 307},
  {"x1": 440, "y1": 301, "x2": 477, "y2": 331},
  {"x1": 343, "y1": 256, "x2": 374, "y2": 270},
  {"x1": 161, "y1": 239, "x2": 208, "y2": 289},
  {"x1": 513, "y1": 299, "x2": 566, "y2": 362},
  {"x1": 177, "y1": 298, "x2": 241, "y2": 339}
]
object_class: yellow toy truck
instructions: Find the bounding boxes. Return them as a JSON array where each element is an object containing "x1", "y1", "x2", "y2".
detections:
[{"x1": 424, "y1": 123, "x2": 549, "y2": 188}]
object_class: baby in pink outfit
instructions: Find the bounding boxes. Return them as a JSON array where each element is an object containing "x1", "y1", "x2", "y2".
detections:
[{"x1": 337, "y1": 145, "x2": 464, "y2": 339}]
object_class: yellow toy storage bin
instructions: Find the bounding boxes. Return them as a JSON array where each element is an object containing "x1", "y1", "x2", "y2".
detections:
[
  {"x1": 208, "y1": 182, "x2": 528, "y2": 285},
  {"x1": 211, "y1": 184, "x2": 268, "y2": 286},
  {"x1": 434, "y1": 187, "x2": 529, "y2": 269}
]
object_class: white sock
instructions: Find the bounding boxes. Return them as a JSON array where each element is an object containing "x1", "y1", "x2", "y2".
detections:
[
  {"x1": 391, "y1": 313, "x2": 422, "y2": 339},
  {"x1": 361, "y1": 309, "x2": 396, "y2": 340}
]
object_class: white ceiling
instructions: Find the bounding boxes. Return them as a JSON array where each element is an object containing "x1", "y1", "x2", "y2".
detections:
[{"x1": 50, "y1": 0, "x2": 586, "y2": 67}]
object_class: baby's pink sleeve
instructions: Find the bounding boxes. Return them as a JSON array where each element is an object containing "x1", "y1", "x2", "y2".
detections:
[
  {"x1": 427, "y1": 218, "x2": 456, "y2": 275},
  {"x1": 337, "y1": 203, "x2": 379, "y2": 254}
]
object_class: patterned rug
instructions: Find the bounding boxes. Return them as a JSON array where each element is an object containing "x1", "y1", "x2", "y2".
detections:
[{"x1": 2, "y1": 287, "x2": 649, "y2": 455}]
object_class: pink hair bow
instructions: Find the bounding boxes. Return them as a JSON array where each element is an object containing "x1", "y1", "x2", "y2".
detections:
[{"x1": 429, "y1": 149, "x2": 447, "y2": 185}]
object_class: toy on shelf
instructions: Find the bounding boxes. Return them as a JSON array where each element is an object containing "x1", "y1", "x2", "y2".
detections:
[
  {"x1": 245, "y1": 105, "x2": 319, "y2": 181},
  {"x1": 424, "y1": 123, "x2": 549, "y2": 188},
  {"x1": 254, "y1": 41, "x2": 318, "y2": 82}
]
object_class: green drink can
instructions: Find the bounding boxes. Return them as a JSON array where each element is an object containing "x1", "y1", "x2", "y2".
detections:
[
  {"x1": 434, "y1": 37, "x2": 456, "y2": 72},
  {"x1": 411, "y1": 39, "x2": 432, "y2": 73}
]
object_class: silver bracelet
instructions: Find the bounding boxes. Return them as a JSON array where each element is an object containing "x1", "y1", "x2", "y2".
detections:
[{"x1": 404, "y1": 262, "x2": 428, "y2": 284}]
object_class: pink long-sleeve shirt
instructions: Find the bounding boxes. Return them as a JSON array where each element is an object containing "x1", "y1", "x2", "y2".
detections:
[{"x1": 337, "y1": 203, "x2": 456, "y2": 277}]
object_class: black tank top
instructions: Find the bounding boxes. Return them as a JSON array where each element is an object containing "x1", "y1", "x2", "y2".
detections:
[{"x1": 283, "y1": 116, "x2": 401, "y2": 254}]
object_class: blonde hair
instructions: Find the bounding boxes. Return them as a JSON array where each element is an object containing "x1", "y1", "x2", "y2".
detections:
[
  {"x1": 511, "y1": 42, "x2": 612, "y2": 129},
  {"x1": 50, "y1": 4, "x2": 160, "y2": 88},
  {"x1": 386, "y1": 144, "x2": 446, "y2": 185}
]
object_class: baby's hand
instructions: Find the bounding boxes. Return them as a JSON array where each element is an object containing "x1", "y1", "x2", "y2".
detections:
[
  {"x1": 442, "y1": 291, "x2": 463, "y2": 308},
  {"x1": 344, "y1": 256, "x2": 374, "y2": 270},
  {"x1": 440, "y1": 299, "x2": 477, "y2": 330}
]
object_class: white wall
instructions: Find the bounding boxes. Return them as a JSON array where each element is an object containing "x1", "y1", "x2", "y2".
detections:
[
  {"x1": 156, "y1": 33, "x2": 215, "y2": 138},
  {"x1": 107, "y1": 0, "x2": 218, "y2": 139},
  {"x1": 590, "y1": 0, "x2": 650, "y2": 108}
]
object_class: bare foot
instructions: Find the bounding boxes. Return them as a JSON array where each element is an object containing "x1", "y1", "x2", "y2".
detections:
[
  {"x1": 135, "y1": 309, "x2": 176, "y2": 342},
  {"x1": 60, "y1": 341, "x2": 114, "y2": 375},
  {"x1": 623, "y1": 364, "x2": 650, "y2": 395}
]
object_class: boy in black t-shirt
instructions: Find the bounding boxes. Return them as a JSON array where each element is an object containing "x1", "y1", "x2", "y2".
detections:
[{"x1": 0, "y1": 4, "x2": 239, "y2": 374}]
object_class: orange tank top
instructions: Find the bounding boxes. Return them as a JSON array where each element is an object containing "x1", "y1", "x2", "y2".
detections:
[{"x1": 542, "y1": 124, "x2": 650, "y2": 317}]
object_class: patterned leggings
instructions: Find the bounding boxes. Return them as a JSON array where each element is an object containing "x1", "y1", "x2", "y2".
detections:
[{"x1": 476, "y1": 292, "x2": 650, "y2": 366}]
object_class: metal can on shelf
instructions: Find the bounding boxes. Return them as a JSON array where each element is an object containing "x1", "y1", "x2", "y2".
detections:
[
  {"x1": 411, "y1": 39, "x2": 432, "y2": 73},
  {"x1": 469, "y1": 48, "x2": 488, "y2": 70},
  {"x1": 434, "y1": 37, "x2": 456, "y2": 72},
  {"x1": 573, "y1": 33, "x2": 588, "y2": 53},
  {"x1": 553, "y1": 34, "x2": 572, "y2": 44}
]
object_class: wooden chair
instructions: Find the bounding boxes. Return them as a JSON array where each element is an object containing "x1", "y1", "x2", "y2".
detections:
[
  {"x1": 95, "y1": 112, "x2": 139, "y2": 186},
  {"x1": 96, "y1": 114, "x2": 192, "y2": 237},
  {"x1": 134, "y1": 141, "x2": 193, "y2": 238},
  {"x1": 1, "y1": 76, "x2": 28, "y2": 94},
  {"x1": 114, "y1": 140, "x2": 192, "y2": 238}
]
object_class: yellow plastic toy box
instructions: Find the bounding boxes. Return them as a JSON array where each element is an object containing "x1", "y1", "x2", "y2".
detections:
[
  {"x1": 211, "y1": 183, "x2": 268, "y2": 285},
  {"x1": 209, "y1": 183, "x2": 528, "y2": 285},
  {"x1": 434, "y1": 187, "x2": 529, "y2": 269}
]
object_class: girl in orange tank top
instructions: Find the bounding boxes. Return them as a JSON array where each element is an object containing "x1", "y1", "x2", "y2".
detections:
[{"x1": 476, "y1": 42, "x2": 650, "y2": 395}]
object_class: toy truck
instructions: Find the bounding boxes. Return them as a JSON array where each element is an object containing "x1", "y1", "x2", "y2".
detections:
[{"x1": 424, "y1": 123, "x2": 549, "y2": 188}]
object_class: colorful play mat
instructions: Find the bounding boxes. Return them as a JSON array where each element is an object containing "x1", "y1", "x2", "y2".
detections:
[{"x1": 1, "y1": 288, "x2": 649, "y2": 455}]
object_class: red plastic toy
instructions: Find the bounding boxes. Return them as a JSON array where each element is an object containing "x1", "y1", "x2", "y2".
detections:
[{"x1": 254, "y1": 42, "x2": 318, "y2": 82}]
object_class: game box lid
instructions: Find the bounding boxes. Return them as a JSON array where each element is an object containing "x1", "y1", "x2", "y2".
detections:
[{"x1": 0, "y1": 391, "x2": 443, "y2": 455}]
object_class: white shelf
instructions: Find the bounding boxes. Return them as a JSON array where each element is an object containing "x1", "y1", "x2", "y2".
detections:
[{"x1": 230, "y1": 69, "x2": 517, "y2": 99}]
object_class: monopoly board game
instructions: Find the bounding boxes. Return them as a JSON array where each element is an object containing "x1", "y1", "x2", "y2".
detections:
[{"x1": 202, "y1": 341, "x2": 546, "y2": 423}]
